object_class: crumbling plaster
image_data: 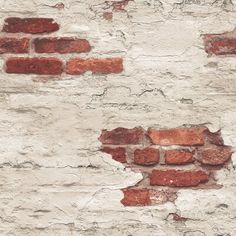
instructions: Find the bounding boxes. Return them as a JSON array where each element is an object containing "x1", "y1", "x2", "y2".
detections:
[{"x1": 0, "y1": 0, "x2": 235, "y2": 235}]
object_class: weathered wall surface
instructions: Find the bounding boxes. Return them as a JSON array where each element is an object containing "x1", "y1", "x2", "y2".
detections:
[{"x1": 0, "y1": 0, "x2": 236, "y2": 235}]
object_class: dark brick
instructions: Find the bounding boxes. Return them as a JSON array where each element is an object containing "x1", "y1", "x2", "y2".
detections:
[
  {"x1": 2, "y1": 17, "x2": 59, "y2": 34},
  {"x1": 6, "y1": 57, "x2": 63, "y2": 75},
  {"x1": 99, "y1": 127, "x2": 143, "y2": 145},
  {"x1": 150, "y1": 169, "x2": 209, "y2": 187},
  {"x1": 134, "y1": 147, "x2": 159, "y2": 166},
  {"x1": 34, "y1": 37, "x2": 91, "y2": 54},
  {"x1": 0, "y1": 38, "x2": 29, "y2": 54}
]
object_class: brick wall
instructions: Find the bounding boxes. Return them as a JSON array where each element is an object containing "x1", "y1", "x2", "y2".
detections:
[
  {"x1": 0, "y1": 1, "x2": 236, "y2": 236},
  {"x1": 0, "y1": 17, "x2": 123, "y2": 75},
  {"x1": 99, "y1": 126, "x2": 232, "y2": 206}
]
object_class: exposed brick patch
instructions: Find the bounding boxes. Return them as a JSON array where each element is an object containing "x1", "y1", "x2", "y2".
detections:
[
  {"x1": 99, "y1": 127, "x2": 144, "y2": 145},
  {"x1": 6, "y1": 57, "x2": 63, "y2": 75},
  {"x1": 0, "y1": 38, "x2": 29, "y2": 54},
  {"x1": 198, "y1": 147, "x2": 232, "y2": 166},
  {"x1": 2, "y1": 17, "x2": 59, "y2": 34},
  {"x1": 101, "y1": 147, "x2": 126, "y2": 163},
  {"x1": 203, "y1": 28, "x2": 236, "y2": 55},
  {"x1": 99, "y1": 126, "x2": 232, "y2": 206},
  {"x1": 150, "y1": 170, "x2": 209, "y2": 187},
  {"x1": 121, "y1": 188, "x2": 172, "y2": 206},
  {"x1": 66, "y1": 58, "x2": 123, "y2": 75},
  {"x1": 147, "y1": 127, "x2": 206, "y2": 146},
  {"x1": 134, "y1": 147, "x2": 160, "y2": 166},
  {"x1": 34, "y1": 38, "x2": 91, "y2": 54},
  {"x1": 0, "y1": 17, "x2": 123, "y2": 78},
  {"x1": 165, "y1": 150, "x2": 194, "y2": 165}
]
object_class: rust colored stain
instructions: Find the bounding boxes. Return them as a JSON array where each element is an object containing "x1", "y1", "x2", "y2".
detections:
[
  {"x1": 99, "y1": 127, "x2": 143, "y2": 145},
  {"x1": 134, "y1": 147, "x2": 160, "y2": 166}
]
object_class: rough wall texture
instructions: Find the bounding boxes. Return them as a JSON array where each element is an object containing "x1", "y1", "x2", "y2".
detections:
[
  {"x1": 0, "y1": 0, "x2": 236, "y2": 235},
  {"x1": 99, "y1": 127, "x2": 232, "y2": 206}
]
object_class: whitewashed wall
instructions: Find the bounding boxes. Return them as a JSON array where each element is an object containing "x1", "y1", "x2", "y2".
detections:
[{"x1": 0, "y1": 0, "x2": 235, "y2": 235}]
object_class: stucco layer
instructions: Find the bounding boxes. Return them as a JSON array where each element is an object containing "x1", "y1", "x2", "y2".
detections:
[{"x1": 0, "y1": 0, "x2": 236, "y2": 235}]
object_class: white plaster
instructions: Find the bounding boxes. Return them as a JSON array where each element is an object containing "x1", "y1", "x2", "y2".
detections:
[{"x1": 0, "y1": 0, "x2": 235, "y2": 235}]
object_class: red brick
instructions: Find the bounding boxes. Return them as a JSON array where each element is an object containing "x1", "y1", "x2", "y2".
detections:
[
  {"x1": 66, "y1": 58, "x2": 123, "y2": 75},
  {"x1": 148, "y1": 127, "x2": 206, "y2": 146},
  {"x1": 203, "y1": 33, "x2": 236, "y2": 55},
  {"x1": 2, "y1": 17, "x2": 59, "y2": 34},
  {"x1": 99, "y1": 127, "x2": 143, "y2": 145},
  {"x1": 134, "y1": 147, "x2": 159, "y2": 166},
  {"x1": 199, "y1": 147, "x2": 232, "y2": 166},
  {"x1": 165, "y1": 150, "x2": 194, "y2": 165},
  {"x1": 0, "y1": 38, "x2": 29, "y2": 54},
  {"x1": 6, "y1": 58, "x2": 63, "y2": 75},
  {"x1": 121, "y1": 188, "x2": 169, "y2": 206},
  {"x1": 101, "y1": 147, "x2": 126, "y2": 163},
  {"x1": 121, "y1": 188, "x2": 151, "y2": 206},
  {"x1": 34, "y1": 37, "x2": 91, "y2": 54},
  {"x1": 150, "y1": 170, "x2": 209, "y2": 187}
]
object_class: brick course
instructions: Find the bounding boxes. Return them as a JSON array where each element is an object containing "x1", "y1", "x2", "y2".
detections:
[
  {"x1": 0, "y1": 17, "x2": 123, "y2": 76},
  {"x1": 99, "y1": 126, "x2": 232, "y2": 206}
]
